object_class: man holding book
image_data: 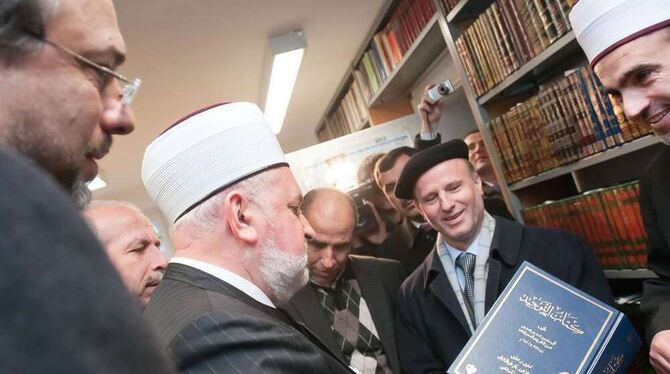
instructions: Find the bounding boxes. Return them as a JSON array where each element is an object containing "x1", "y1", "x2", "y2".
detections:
[
  {"x1": 569, "y1": 1, "x2": 670, "y2": 372},
  {"x1": 393, "y1": 139, "x2": 613, "y2": 372}
]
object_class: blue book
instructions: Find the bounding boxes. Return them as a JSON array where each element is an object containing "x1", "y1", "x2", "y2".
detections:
[{"x1": 448, "y1": 262, "x2": 640, "y2": 374}]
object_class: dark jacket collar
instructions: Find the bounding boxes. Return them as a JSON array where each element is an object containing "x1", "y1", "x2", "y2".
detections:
[
  {"x1": 399, "y1": 218, "x2": 421, "y2": 248},
  {"x1": 422, "y1": 216, "x2": 521, "y2": 290}
]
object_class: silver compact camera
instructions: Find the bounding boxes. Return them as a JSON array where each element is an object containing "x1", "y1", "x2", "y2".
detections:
[{"x1": 425, "y1": 79, "x2": 455, "y2": 104}]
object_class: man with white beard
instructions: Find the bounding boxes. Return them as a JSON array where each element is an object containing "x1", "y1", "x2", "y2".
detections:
[{"x1": 142, "y1": 102, "x2": 354, "y2": 373}]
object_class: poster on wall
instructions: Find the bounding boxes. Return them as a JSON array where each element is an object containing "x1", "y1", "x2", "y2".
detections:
[{"x1": 286, "y1": 113, "x2": 418, "y2": 193}]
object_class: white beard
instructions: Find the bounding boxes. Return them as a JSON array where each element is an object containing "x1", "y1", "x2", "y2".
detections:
[
  {"x1": 71, "y1": 176, "x2": 92, "y2": 210},
  {"x1": 258, "y1": 238, "x2": 309, "y2": 305}
]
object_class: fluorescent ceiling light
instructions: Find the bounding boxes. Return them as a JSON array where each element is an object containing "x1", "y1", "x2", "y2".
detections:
[
  {"x1": 264, "y1": 30, "x2": 306, "y2": 134},
  {"x1": 87, "y1": 175, "x2": 107, "y2": 191}
]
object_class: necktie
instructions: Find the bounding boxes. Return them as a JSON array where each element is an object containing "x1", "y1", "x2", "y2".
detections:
[{"x1": 455, "y1": 252, "x2": 476, "y2": 326}]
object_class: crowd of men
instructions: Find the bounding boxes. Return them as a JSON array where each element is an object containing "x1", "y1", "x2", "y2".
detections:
[{"x1": 0, "y1": 0, "x2": 669, "y2": 373}]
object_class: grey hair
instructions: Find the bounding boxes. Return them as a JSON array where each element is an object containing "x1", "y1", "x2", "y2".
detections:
[
  {"x1": 84, "y1": 200, "x2": 148, "y2": 245},
  {"x1": 172, "y1": 171, "x2": 274, "y2": 235},
  {"x1": 0, "y1": 0, "x2": 59, "y2": 61},
  {"x1": 87, "y1": 200, "x2": 146, "y2": 217}
]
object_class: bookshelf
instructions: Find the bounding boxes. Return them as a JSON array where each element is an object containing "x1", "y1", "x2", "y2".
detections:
[
  {"x1": 446, "y1": 0, "x2": 495, "y2": 23},
  {"x1": 316, "y1": 0, "x2": 660, "y2": 277},
  {"x1": 509, "y1": 135, "x2": 661, "y2": 191},
  {"x1": 368, "y1": 14, "x2": 446, "y2": 107},
  {"x1": 605, "y1": 269, "x2": 658, "y2": 280},
  {"x1": 316, "y1": 0, "x2": 441, "y2": 141},
  {"x1": 434, "y1": 0, "x2": 662, "y2": 285},
  {"x1": 477, "y1": 31, "x2": 579, "y2": 105}
]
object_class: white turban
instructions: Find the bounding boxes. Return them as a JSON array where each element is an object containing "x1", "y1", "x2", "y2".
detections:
[
  {"x1": 142, "y1": 102, "x2": 287, "y2": 223},
  {"x1": 569, "y1": 0, "x2": 670, "y2": 66}
]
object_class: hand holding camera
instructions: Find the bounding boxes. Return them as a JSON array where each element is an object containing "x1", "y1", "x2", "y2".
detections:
[
  {"x1": 418, "y1": 79, "x2": 455, "y2": 135},
  {"x1": 425, "y1": 79, "x2": 455, "y2": 104}
]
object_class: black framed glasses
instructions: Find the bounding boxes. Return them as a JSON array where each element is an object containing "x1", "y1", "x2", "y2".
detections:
[{"x1": 41, "y1": 38, "x2": 142, "y2": 105}]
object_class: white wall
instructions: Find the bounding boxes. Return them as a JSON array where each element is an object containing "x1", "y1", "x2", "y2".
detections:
[{"x1": 409, "y1": 51, "x2": 478, "y2": 140}]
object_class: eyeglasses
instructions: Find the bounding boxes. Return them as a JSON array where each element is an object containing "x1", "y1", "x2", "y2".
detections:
[{"x1": 41, "y1": 38, "x2": 142, "y2": 105}]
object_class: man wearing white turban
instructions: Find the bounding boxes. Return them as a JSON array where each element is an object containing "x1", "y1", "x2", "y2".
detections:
[
  {"x1": 142, "y1": 102, "x2": 353, "y2": 373},
  {"x1": 570, "y1": 1, "x2": 670, "y2": 372}
]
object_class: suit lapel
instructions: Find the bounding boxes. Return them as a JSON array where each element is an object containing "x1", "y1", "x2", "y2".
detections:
[
  {"x1": 351, "y1": 260, "x2": 399, "y2": 370},
  {"x1": 167, "y1": 264, "x2": 353, "y2": 371},
  {"x1": 425, "y1": 251, "x2": 471, "y2": 335},
  {"x1": 289, "y1": 285, "x2": 343, "y2": 360},
  {"x1": 485, "y1": 217, "x2": 523, "y2": 312},
  {"x1": 485, "y1": 259, "x2": 502, "y2": 312}
]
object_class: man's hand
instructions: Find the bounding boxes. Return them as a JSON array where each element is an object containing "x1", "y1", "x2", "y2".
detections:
[
  {"x1": 650, "y1": 330, "x2": 670, "y2": 373},
  {"x1": 417, "y1": 84, "x2": 444, "y2": 135}
]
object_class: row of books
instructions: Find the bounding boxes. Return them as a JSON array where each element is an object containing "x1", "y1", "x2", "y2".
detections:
[
  {"x1": 319, "y1": 0, "x2": 437, "y2": 141},
  {"x1": 455, "y1": 0, "x2": 575, "y2": 97},
  {"x1": 489, "y1": 66, "x2": 652, "y2": 183},
  {"x1": 316, "y1": 84, "x2": 369, "y2": 142},
  {"x1": 521, "y1": 181, "x2": 647, "y2": 270}
]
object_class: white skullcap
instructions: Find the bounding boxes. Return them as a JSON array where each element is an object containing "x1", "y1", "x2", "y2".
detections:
[
  {"x1": 142, "y1": 102, "x2": 287, "y2": 223},
  {"x1": 569, "y1": 0, "x2": 670, "y2": 66}
]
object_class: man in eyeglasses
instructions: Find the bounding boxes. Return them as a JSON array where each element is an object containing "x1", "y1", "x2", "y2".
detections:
[
  {"x1": 0, "y1": 0, "x2": 172, "y2": 372},
  {"x1": 1, "y1": 0, "x2": 139, "y2": 208}
]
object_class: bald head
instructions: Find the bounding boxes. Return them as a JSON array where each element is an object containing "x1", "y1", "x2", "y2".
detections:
[
  {"x1": 84, "y1": 201, "x2": 166, "y2": 308},
  {"x1": 301, "y1": 188, "x2": 356, "y2": 286},
  {"x1": 302, "y1": 188, "x2": 356, "y2": 227}
]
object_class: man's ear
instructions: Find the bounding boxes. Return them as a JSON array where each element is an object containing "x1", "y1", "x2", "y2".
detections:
[{"x1": 224, "y1": 191, "x2": 258, "y2": 245}]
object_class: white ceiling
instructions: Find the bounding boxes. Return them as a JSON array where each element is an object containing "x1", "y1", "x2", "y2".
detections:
[{"x1": 95, "y1": 0, "x2": 388, "y2": 200}]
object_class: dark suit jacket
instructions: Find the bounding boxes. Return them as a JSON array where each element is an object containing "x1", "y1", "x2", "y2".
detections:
[
  {"x1": 284, "y1": 255, "x2": 405, "y2": 373},
  {"x1": 375, "y1": 219, "x2": 437, "y2": 277},
  {"x1": 145, "y1": 263, "x2": 353, "y2": 373},
  {"x1": 395, "y1": 217, "x2": 614, "y2": 373},
  {"x1": 0, "y1": 149, "x2": 173, "y2": 373},
  {"x1": 640, "y1": 147, "x2": 670, "y2": 344}
]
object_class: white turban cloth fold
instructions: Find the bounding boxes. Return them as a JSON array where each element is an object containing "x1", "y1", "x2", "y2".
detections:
[
  {"x1": 569, "y1": 0, "x2": 670, "y2": 66},
  {"x1": 142, "y1": 102, "x2": 287, "y2": 223}
]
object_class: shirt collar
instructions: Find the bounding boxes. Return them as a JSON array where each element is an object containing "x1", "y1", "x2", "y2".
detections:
[
  {"x1": 444, "y1": 234, "x2": 480, "y2": 265},
  {"x1": 170, "y1": 257, "x2": 276, "y2": 308}
]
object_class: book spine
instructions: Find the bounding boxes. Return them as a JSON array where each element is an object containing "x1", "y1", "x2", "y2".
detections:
[
  {"x1": 589, "y1": 70, "x2": 625, "y2": 145},
  {"x1": 498, "y1": 0, "x2": 529, "y2": 65},
  {"x1": 576, "y1": 67, "x2": 613, "y2": 148},
  {"x1": 506, "y1": 0, "x2": 537, "y2": 60},
  {"x1": 565, "y1": 73, "x2": 597, "y2": 156},
  {"x1": 520, "y1": 0, "x2": 549, "y2": 52}
]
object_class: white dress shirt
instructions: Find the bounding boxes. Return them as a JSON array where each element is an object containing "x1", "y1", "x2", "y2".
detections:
[
  {"x1": 170, "y1": 257, "x2": 275, "y2": 308},
  {"x1": 445, "y1": 236, "x2": 480, "y2": 291}
]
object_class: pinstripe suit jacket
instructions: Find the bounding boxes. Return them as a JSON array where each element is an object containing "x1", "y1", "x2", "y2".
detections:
[{"x1": 145, "y1": 263, "x2": 353, "y2": 373}]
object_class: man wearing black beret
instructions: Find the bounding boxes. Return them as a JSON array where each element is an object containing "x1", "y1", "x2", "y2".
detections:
[{"x1": 393, "y1": 139, "x2": 614, "y2": 373}]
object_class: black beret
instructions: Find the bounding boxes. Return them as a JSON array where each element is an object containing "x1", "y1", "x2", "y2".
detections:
[{"x1": 395, "y1": 139, "x2": 469, "y2": 199}]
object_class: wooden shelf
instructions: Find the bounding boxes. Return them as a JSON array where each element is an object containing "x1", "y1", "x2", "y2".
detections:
[
  {"x1": 446, "y1": 0, "x2": 495, "y2": 23},
  {"x1": 477, "y1": 31, "x2": 581, "y2": 105},
  {"x1": 604, "y1": 269, "x2": 657, "y2": 279},
  {"x1": 367, "y1": 13, "x2": 446, "y2": 107},
  {"x1": 509, "y1": 136, "x2": 661, "y2": 191}
]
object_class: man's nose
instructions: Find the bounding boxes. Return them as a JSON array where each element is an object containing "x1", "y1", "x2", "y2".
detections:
[
  {"x1": 621, "y1": 89, "x2": 650, "y2": 124},
  {"x1": 300, "y1": 213, "x2": 316, "y2": 241},
  {"x1": 100, "y1": 82, "x2": 136, "y2": 135}
]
